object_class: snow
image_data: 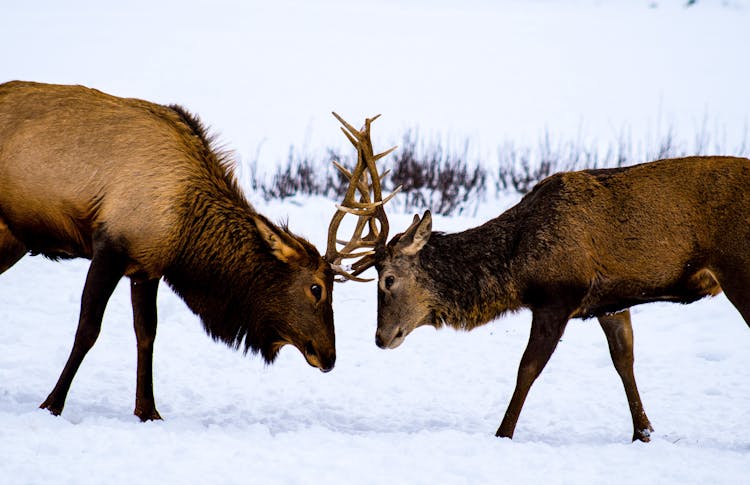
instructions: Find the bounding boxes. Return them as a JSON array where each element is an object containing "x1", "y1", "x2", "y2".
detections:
[{"x1": 2, "y1": 1, "x2": 750, "y2": 484}]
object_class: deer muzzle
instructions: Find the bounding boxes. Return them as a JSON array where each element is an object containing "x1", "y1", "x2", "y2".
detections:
[{"x1": 375, "y1": 326, "x2": 406, "y2": 349}]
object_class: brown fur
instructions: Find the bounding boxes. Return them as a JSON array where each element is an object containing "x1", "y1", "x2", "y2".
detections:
[
  {"x1": 0, "y1": 81, "x2": 336, "y2": 420},
  {"x1": 374, "y1": 156, "x2": 750, "y2": 441}
]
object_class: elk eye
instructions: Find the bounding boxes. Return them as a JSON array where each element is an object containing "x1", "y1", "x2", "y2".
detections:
[
  {"x1": 384, "y1": 275, "x2": 395, "y2": 290},
  {"x1": 310, "y1": 284, "x2": 322, "y2": 301}
]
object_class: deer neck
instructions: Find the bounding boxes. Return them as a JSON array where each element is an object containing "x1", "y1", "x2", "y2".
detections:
[{"x1": 421, "y1": 216, "x2": 522, "y2": 330}]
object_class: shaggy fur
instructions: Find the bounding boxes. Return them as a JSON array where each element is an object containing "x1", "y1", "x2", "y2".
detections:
[{"x1": 0, "y1": 81, "x2": 335, "y2": 419}]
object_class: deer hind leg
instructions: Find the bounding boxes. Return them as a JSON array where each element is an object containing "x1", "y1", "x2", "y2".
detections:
[
  {"x1": 0, "y1": 218, "x2": 26, "y2": 274},
  {"x1": 713, "y1": 265, "x2": 750, "y2": 328},
  {"x1": 598, "y1": 309, "x2": 653, "y2": 442},
  {"x1": 496, "y1": 308, "x2": 569, "y2": 439},
  {"x1": 40, "y1": 241, "x2": 127, "y2": 416},
  {"x1": 131, "y1": 278, "x2": 162, "y2": 421}
]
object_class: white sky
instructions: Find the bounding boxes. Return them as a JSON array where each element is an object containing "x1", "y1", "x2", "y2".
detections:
[{"x1": 2, "y1": 0, "x2": 748, "y2": 169}]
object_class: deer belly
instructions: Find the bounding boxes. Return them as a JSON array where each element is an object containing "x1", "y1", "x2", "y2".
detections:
[{"x1": 577, "y1": 268, "x2": 722, "y2": 318}]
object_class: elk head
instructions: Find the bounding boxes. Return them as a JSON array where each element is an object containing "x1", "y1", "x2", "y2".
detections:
[
  {"x1": 251, "y1": 215, "x2": 336, "y2": 372},
  {"x1": 326, "y1": 113, "x2": 439, "y2": 349}
]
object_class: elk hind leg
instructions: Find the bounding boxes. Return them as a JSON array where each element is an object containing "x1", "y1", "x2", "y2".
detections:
[
  {"x1": 40, "y1": 242, "x2": 127, "y2": 415},
  {"x1": 496, "y1": 309, "x2": 568, "y2": 439},
  {"x1": 131, "y1": 278, "x2": 162, "y2": 421},
  {"x1": 598, "y1": 309, "x2": 653, "y2": 442}
]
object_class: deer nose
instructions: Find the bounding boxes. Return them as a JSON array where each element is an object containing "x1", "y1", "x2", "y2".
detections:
[
  {"x1": 375, "y1": 327, "x2": 404, "y2": 349},
  {"x1": 375, "y1": 333, "x2": 386, "y2": 349}
]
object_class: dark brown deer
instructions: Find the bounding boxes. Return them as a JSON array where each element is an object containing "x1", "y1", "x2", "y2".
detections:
[
  {"x1": 331, "y1": 118, "x2": 750, "y2": 441},
  {"x1": 0, "y1": 80, "x2": 336, "y2": 420}
]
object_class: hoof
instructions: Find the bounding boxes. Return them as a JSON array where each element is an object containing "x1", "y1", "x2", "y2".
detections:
[
  {"x1": 135, "y1": 408, "x2": 163, "y2": 422},
  {"x1": 495, "y1": 428, "x2": 514, "y2": 439},
  {"x1": 39, "y1": 400, "x2": 63, "y2": 416},
  {"x1": 633, "y1": 426, "x2": 654, "y2": 443}
]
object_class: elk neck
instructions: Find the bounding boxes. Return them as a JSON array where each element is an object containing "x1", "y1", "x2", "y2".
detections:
[
  {"x1": 419, "y1": 212, "x2": 524, "y2": 330},
  {"x1": 163, "y1": 183, "x2": 285, "y2": 361}
]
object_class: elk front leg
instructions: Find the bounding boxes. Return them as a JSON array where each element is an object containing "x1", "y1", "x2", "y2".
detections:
[
  {"x1": 40, "y1": 244, "x2": 127, "y2": 415},
  {"x1": 131, "y1": 278, "x2": 162, "y2": 421},
  {"x1": 496, "y1": 309, "x2": 569, "y2": 439},
  {"x1": 598, "y1": 309, "x2": 653, "y2": 442},
  {"x1": 0, "y1": 218, "x2": 26, "y2": 274}
]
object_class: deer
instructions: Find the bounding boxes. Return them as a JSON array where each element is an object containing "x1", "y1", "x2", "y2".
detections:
[
  {"x1": 326, "y1": 112, "x2": 750, "y2": 442},
  {"x1": 0, "y1": 80, "x2": 339, "y2": 420}
]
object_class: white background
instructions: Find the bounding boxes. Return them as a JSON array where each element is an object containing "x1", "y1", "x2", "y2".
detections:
[{"x1": 1, "y1": 1, "x2": 749, "y2": 483}]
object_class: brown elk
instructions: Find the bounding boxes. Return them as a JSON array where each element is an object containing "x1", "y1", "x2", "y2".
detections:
[
  {"x1": 0, "y1": 80, "x2": 336, "y2": 420},
  {"x1": 329, "y1": 116, "x2": 750, "y2": 441}
]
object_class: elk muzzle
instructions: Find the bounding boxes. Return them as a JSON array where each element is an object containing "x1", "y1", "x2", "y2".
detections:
[{"x1": 302, "y1": 339, "x2": 336, "y2": 372}]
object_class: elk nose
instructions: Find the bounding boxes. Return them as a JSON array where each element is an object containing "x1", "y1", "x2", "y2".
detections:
[{"x1": 320, "y1": 353, "x2": 336, "y2": 373}]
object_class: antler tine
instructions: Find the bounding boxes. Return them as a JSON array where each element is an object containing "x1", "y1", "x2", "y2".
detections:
[
  {"x1": 325, "y1": 112, "x2": 399, "y2": 281},
  {"x1": 333, "y1": 161, "x2": 373, "y2": 203},
  {"x1": 335, "y1": 189, "x2": 400, "y2": 212},
  {"x1": 332, "y1": 160, "x2": 353, "y2": 179},
  {"x1": 331, "y1": 111, "x2": 359, "y2": 137},
  {"x1": 331, "y1": 264, "x2": 374, "y2": 283},
  {"x1": 336, "y1": 214, "x2": 371, "y2": 252},
  {"x1": 374, "y1": 146, "x2": 398, "y2": 162},
  {"x1": 350, "y1": 252, "x2": 378, "y2": 276},
  {"x1": 332, "y1": 112, "x2": 381, "y2": 145}
]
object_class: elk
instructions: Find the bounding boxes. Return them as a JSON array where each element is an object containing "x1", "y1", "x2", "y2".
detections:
[
  {"x1": 0, "y1": 80, "x2": 336, "y2": 420},
  {"x1": 329, "y1": 115, "x2": 750, "y2": 441}
]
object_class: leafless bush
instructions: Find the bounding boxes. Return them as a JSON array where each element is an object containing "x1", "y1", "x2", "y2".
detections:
[
  {"x1": 257, "y1": 133, "x2": 486, "y2": 216},
  {"x1": 250, "y1": 122, "x2": 749, "y2": 212},
  {"x1": 260, "y1": 147, "x2": 351, "y2": 200},
  {"x1": 496, "y1": 123, "x2": 750, "y2": 195},
  {"x1": 387, "y1": 130, "x2": 486, "y2": 216},
  {"x1": 496, "y1": 130, "x2": 610, "y2": 194}
]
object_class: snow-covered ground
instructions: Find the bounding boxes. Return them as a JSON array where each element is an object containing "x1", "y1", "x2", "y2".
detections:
[
  {"x1": 2, "y1": 201, "x2": 750, "y2": 484},
  {"x1": 2, "y1": 1, "x2": 749, "y2": 484}
]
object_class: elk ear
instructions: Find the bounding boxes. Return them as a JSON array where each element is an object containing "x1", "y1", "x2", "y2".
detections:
[
  {"x1": 396, "y1": 210, "x2": 432, "y2": 256},
  {"x1": 253, "y1": 216, "x2": 305, "y2": 264}
]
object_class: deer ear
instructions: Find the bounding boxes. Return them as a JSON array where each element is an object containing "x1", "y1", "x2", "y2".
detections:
[
  {"x1": 396, "y1": 210, "x2": 432, "y2": 256},
  {"x1": 253, "y1": 216, "x2": 305, "y2": 264}
]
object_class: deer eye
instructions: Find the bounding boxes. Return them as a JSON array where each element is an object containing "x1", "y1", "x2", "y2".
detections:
[
  {"x1": 384, "y1": 275, "x2": 395, "y2": 290},
  {"x1": 310, "y1": 284, "x2": 323, "y2": 302}
]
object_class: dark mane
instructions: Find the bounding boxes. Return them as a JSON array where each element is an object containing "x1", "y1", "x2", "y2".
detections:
[{"x1": 168, "y1": 104, "x2": 245, "y2": 203}]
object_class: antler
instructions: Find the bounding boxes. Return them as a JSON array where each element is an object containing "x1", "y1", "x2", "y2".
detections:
[{"x1": 325, "y1": 112, "x2": 401, "y2": 282}]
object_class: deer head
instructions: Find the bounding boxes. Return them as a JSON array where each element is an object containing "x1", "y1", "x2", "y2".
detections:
[{"x1": 326, "y1": 113, "x2": 442, "y2": 348}]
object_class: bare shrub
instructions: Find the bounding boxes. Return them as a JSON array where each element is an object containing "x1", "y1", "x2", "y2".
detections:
[
  {"x1": 249, "y1": 122, "x2": 750, "y2": 211},
  {"x1": 387, "y1": 130, "x2": 486, "y2": 216},
  {"x1": 261, "y1": 147, "x2": 350, "y2": 200}
]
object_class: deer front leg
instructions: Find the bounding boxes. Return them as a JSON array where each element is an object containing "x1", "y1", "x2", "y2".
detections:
[
  {"x1": 131, "y1": 278, "x2": 162, "y2": 421},
  {"x1": 40, "y1": 243, "x2": 126, "y2": 415},
  {"x1": 496, "y1": 309, "x2": 569, "y2": 439},
  {"x1": 598, "y1": 309, "x2": 653, "y2": 442}
]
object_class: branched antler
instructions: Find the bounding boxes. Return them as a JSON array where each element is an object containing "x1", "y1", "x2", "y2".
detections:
[{"x1": 325, "y1": 112, "x2": 401, "y2": 282}]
